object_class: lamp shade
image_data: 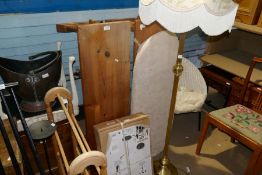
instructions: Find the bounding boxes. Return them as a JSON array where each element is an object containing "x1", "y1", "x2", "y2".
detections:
[{"x1": 139, "y1": 0, "x2": 238, "y2": 35}]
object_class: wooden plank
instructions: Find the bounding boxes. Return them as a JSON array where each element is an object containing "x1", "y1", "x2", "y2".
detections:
[
  {"x1": 56, "y1": 18, "x2": 135, "y2": 33},
  {"x1": 56, "y1": 23, "x2": 80, "y2": 33},
  {"x1": 234, "y1": 21, "x2": 262, "y2": 35},
  {"x1": 77, "y1": 21, "x2": 131, "y2": 148},
  {"x1": 235, "y1": 0, "x2": 262, "y2": 24},
  {"x1": 257, "y1": 12, "x2": 262, "y2": 27},
  {"x1": 201, "y1": 54, "x2": 262, "y2": 86},
  {"x1": 133, "y1": 19, "x2": 165, "y2": 60}
]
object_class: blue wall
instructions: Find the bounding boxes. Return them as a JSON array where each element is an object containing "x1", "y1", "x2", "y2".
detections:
[
  {"x1": 0, "y1": 5, "x2": 206, "y2": 105},
  {"x1": 0, "y1": 0, "x2": 138, "y2": 13},
  {"x1": 0, "y1": 8, "x2": 139, "y2": 104}
]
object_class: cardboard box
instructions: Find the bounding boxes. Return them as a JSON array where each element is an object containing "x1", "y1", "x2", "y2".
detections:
[
  {"x1": 94, "y1": 113, "x2": 150, "y2": 152},
  {"x1": 94, "y1": 113, "x2": 152, "y2": 175}
]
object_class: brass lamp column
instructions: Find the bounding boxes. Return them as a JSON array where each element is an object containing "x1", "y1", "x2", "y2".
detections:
[{"x1": 154, "y1": 33, "x2": 186, "y2": 175}]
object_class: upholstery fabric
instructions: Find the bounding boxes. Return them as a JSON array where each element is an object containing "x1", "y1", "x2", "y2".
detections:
[{"x1": 210, "y1": 104, "x2": 262, "y2": 144}]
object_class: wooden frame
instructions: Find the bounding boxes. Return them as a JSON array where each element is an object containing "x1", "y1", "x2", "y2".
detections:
[
  {"x1": 56, "y1": 18, "x2": 165, "y2": 149},
  {"x1": 196, "y1": 113, "x2": 262, "y2": 175},
  {"x1": 236, "y1": 0, "x2": 262, "y2": 25},
  {"x1": 257, "y1": 11, "x2": 262, "y2": 27},
  {"x1": 45, "y1": 87, "x2": 107, "y2": 175}
]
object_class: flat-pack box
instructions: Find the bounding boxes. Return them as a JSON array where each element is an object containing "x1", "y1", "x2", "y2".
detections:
[{"x1": 94, "y1": 113, "x2": 152, "y2": 175}]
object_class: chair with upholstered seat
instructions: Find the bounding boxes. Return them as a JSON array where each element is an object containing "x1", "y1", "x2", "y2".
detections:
[{"x1": 195, "y1": 57, "x2": 262, "y2": 175}]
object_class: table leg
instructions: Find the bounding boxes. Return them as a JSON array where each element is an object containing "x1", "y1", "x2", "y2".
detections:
[{"x1": 43, "y1": 140, "x2": 53, "y2": 174}]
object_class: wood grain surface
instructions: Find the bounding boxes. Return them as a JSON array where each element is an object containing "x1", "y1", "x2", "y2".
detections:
[{"x1": 77, "y1": 21, "x2": 131, "y2": 148}]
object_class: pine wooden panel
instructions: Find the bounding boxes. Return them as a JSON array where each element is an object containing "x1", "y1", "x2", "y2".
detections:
[
  {"x1": 257, "y1": 12, "x2": 262, "y2": 27},
  {"x1": 236, "y1": 0, "x2": 262, "y2": 24},
  {"x1": 77, "y1": 21, "x2": 131, "y2": 148}
]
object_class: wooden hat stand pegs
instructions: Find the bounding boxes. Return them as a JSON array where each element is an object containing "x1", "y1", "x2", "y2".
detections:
[{"x1": 44, "y1": 87, "x2": 107, "y2": 175}]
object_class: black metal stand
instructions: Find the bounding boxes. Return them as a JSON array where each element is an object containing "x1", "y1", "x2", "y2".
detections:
[
  {"x1": 29, "y1": 120, "x2": 57, "y2": 175},
  {"x1": 0, "y1": 82, "x2": 45, "y2": 175},
  {"x1": 0, "y1": 91, "x2": 32, "y2": 175},
  {"x1": 10, "y1": 88, "x2": 45, "y2": 175}
]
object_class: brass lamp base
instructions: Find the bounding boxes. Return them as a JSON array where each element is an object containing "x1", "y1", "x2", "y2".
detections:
[{"x1": 154, "y1": 156, "x2": 178, "y2": 175}]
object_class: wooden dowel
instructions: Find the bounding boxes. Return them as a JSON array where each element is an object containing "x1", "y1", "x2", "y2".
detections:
[
  {"x1": 57, "y1": 95, "x2": 101, "y2": 173},
  {"x1": 51, "y1": 134, "x2": 66, "y2": 175},
  {"x1": 57, "y1": 95, "x2": 87, "y2": 153},
  {"x1": 45, "y1": 87, "x2": 105, "y2": 174},
  {"x1": 55, "y1": 132, "x2": 70, "y2": 171},
  {"x1": 70, "y1": 112, "x2": 91, "y2": 151},
  {"x1": 75, "y1": 147, "x2": 90, "y2": 175}
]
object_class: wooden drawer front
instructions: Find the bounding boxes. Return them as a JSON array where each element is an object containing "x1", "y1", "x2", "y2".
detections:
[
  {"x1": 257, "y1": 12, "x2": 262, "y2": 27},
  {"x1": 226, "y1": 77, "x2": 261, "y2": 108},
  {"x1": 236, "y1": 0, "x2": 262, "y2": 24},
  {"x1": 200, "y1": 66, "x2": 233, "y2": 96}
]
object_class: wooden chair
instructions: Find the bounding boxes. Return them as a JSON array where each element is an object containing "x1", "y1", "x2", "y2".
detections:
[{"x1": 195, "y1": 57, "x2": 262, "y2": 175}]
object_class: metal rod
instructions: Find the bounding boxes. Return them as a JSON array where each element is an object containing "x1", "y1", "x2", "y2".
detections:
[
  {"x1": 154, "y1": 33, "x2": 186, "y2": 175},
  {"x1": 0, "y1": 157, "x2": 6, "y2": 175},
  {"x1": 0, "y1": 116, "x2": 22, "y2": 175},
  {"x1": 0, "y1": 90, "x2": 34, "y2": 175},
  {"x1": 43, "y1": 140, "x2": 53, "y2": 175},
  {"x1": 10, "y1": 88, "x2": 45, "y2": 175},
  {"x1": 0, "y1": 82, "x2": 19, "y2": 90}
]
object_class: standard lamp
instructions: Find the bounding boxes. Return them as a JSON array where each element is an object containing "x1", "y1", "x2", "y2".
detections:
[{"x1": 138, "y1": 0, "x2": 239, "y2": 174}]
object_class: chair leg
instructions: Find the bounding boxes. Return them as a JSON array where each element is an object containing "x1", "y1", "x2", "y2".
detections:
[
  {"x1": 244, "y1": 149, "x2": 261, "y2": 175},
  {"x1": 230, "y1": 137, "x2": 236, "y2": 143},
  {"x1": 254, "y1": 151, "x2": 262, "y2": 175},
  {"x1": 198, "y1": 111, "x2": 201, "y2": 131},
  {"x1": 196, "y1": 114, "x2": 210, "y2": 155}
]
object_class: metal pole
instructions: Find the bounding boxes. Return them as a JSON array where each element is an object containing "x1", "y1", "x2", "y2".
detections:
[
  {"x1": 10, "y1": 88, "x2": 45, "y2": 175},
  {"x1": 154, "y1": 33, "x2": 186, "y2": 175},
  {"x1": 0, "y1": 90, "x2": 34, "y2": 175},
  {"x1": 0, "y1": 116, "x2": 21, "y2": 175},
  {"x1": 0, "y1": 157, "x2": 6, "y2": 175}
]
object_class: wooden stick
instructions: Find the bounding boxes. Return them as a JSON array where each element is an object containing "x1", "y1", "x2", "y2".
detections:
[
  {"x1": 70, "y1": 110, "x2": 91, "y2": 151},
  {"x1": 68, "y1": 151, "x2": 107, "y2": 175},
  {"x1": 57, "y1": 95, "x2": 87, "y2": 153},
  {"x1": 55, "y1": 131, "x2": 70, "y2": 171},
  {"x1": 75, "y1": 146, "x2": 90, "y2": 175},
  {"x1": 57, "y1": 94, "x2": 101, "y2": 173},
  {"x1": 45, "y1": 87, "x2": 106, "y2": 174}
]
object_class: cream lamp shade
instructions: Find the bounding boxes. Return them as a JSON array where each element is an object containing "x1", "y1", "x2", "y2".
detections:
[{"x1": 139, "y1": 0, "x2": 238, "y2": 35}]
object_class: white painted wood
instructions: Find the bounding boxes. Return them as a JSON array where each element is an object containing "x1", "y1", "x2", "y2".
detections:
[{"x1": 69, "y1": 56, "x2": 79, "y2": 116}]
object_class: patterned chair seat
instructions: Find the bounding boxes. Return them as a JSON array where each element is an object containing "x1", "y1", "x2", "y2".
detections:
[{"x1": 210, "y1": 104, "x2": 262, "y2": 144}]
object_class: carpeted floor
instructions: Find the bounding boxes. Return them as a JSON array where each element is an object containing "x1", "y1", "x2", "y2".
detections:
[
  {"x1": 165, "y1": 89, "x2": 260, "y2": 175},
  {"x1": 168, "y1": 112, "x2": 252, "y2": 175},
  {"x1": 78, "y1": 89, "x2": 262, "y2": 175}
]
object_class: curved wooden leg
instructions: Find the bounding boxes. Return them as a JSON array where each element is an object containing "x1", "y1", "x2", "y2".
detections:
[
  {"x1": 196, "y1": 114, "x2": 210, "y2": 155},
  {"x1": 198, "y1": 111, "x2": 202, "y2": 131},
  {"x1": 254, "y1": 150, "x2": 262, "y2": 175},
  {"x1": 244, "y1": 149, "x2": 261, "y2": 175}
]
